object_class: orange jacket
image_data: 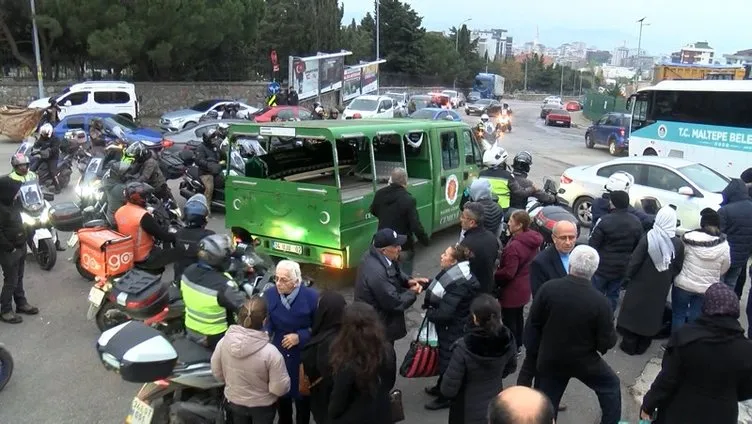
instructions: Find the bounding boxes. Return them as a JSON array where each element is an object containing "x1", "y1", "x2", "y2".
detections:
[{"x1": 114, "y1": 203, "x2": 154, "y2": 262}]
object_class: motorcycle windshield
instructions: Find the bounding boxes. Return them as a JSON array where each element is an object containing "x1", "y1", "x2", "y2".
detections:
[
  {"x1": 237, "y1": 137, "x2": 267, "y2": 157},
  {"x1": 229, "y1": 150, "x2": 245, "y2": 173},
  {"x1": 83, "y1": 157, "x2": 104, "y2": 183},
  {"x1": 15, "y1": 139, "x2": 35, "y2": 157},
  {"x1": 19, "y1": 181, "x2": 45, "y2": 210}
]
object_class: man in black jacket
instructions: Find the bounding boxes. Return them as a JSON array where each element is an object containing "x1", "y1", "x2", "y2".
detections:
[
  {"x1": 31, "y1": 123, "x2": 61, "y2": 192},
  {"x1": 0, "y1": 176, "x2": 38, "y2": 323},
  {"x1": 733, "y1": 168, "x2": 752, "y2": 296},
  {"x1": 459, "y1": 202, "x2": 500, "y2": 294},
  {"x1": 195, "y1": 130, "x2": 224, "y2": 211},
  {"x1": 459, "y1": 178, "x2": 503, "y2": 236},
  {"x1": 370, "y1": 168, "x2": 430, "y2": 275},
  {"x1": 354, "y1": 228, "x2": 426, "y2": 346},
  {"x1": 529, "y1": 245, "x2": 619, "y2": 422},
  {"x1": 718, "y1": 179, "x2": 752, "y2": 295},
  {"x1": 588, "y1": 190, "x2": 643, "y2": 312}
]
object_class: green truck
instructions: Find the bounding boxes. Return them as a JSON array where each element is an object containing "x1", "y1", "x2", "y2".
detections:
[{"x1": 225, "y1": 119, "x2": 484, "y2": 270}]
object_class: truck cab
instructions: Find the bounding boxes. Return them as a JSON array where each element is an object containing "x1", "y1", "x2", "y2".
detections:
[{"x1": 224, "y1": 119, "x2": 484, "y2": 270}]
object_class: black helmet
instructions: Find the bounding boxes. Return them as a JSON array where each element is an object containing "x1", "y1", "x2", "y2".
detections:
[
  {"x1": 215, "y1": 123, "x2": 230, "y2": 138},
  {"x1": 124, "y1": 181, "x2": 153, "y2": 207},
  {"x1": 512, "y1": 151, "x2": 533, "y2": 174},
  {"x1": 124, "y1": 142, "x2": 150, "y2": 163},
  {"x1": 197, "y1": 234, "x2": 233, "y2": 269},
  {"x1": 203, "y1": 129, "x2": 217, "y2": 145}
]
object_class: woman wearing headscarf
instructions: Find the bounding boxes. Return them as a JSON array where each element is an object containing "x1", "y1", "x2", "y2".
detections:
[
  {"x1": 301, "y1": 291, "x2": 347, "y2": 424},
  {"x1": 640, "y1": 283, "x2": 752, "y2": 424},
  {"x1": 617, "y1": 206, "x2": 684, "y2": 355}
]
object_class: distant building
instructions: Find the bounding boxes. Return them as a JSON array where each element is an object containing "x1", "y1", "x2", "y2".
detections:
[
  {"x1": 586, "y1": 50, "x2": 612, "y2": 65},
  {"x1": 723, "y1": 49, "x2": 752, "y2": 65},
  {"x1": 678, "y1": 42, "x2": 715, "y2": 65},
  {"x1": 471, "y1": 29, "x2": 512, "y2": 62},
  {"x1": 611, "y1": 47, "x2": 629, "y2": 66},
  {"x1": 505, "y1": 37, "x2": 513, "y2": 59}
]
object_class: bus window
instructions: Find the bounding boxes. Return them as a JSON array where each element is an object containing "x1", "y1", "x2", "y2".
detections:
[
  {"x1": 441, "y1": 131, "x2": 460, "y2": 170},
  {"x1": 631, "y1": 93, "x2": 649, "y2": 130},
  {"x1": 651, "y1": 90, "x2": 752, "y2": 128}
]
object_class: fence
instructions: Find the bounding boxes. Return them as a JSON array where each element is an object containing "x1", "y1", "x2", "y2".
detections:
[{"x1": 582, "y1": 91, "x2": 628, "y2": 121}]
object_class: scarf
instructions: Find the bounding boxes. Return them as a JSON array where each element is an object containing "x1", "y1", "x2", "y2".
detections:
[
  {"x1": 668, "y1": 315, "x2": 744, "y2": 348},
  {"x1": 280, "y1": 284, "x2": 301, "y2": 310},
  {"x1": 426, "y1": 261, "x2": 473, "y2": 306},
  {"x1": 647, "y1": 206, "x2": 677, "y2": 272}
]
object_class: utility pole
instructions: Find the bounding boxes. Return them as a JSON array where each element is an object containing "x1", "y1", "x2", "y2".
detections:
[
  {"x1": 30, "y1": 0, "x2": 44, "y2": 98},
  {"x1": 559, "y1": 63, "x2": 565, "y2": 98},
  {"x1": 375, "y1": 0, "x2": 380, "y2": 60},
  {"x1": 523, "y1": 59, "x2": 528, "y2": 91},
  {"x1": 636, "y1": 17, "x2": 647, "y2": 82},
  {"x1": 579, "y1": 71, "x2": 583, "y2": 96},
  {"x1": 572, "y1": 68, "x2": 577, "y2": 96}
]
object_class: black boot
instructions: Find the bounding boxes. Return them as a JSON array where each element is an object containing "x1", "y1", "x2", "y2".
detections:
[
  {"x1": 425, "y1": 397, "x2": 450, "y2": 410},
  {"x1": 424, "y1": 385, "x2": 441, "y2": 397},
  {"x1": 55, "y1": 239, "x2": 66, "y2": 252}
]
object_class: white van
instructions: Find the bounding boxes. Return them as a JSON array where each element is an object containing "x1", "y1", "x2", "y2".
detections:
[
  {"x1": 342, "y1": 95, "x2": 394, "y2": 119},
  {"x1": 29, "y1": 81, "x2": 139, "y2": 120}
]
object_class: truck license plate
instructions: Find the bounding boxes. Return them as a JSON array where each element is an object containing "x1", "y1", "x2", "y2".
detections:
[
  {"x1": 88, "y1": 287, "x2": 106, "y2": 307},
  {"x1": 272, "y1": 241, "x2": 303, "y2": 255},
  {"x1": 129, "y1": 397, "x2": 154, "y2": 424}
]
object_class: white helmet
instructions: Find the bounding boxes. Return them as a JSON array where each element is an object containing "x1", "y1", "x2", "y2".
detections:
[
  {"x1": 480, "y1": 113, "x2": 489, "y2": 122},
  {"x1": 39, "y1": 123, "x2": 53, "y2": 137},
  {"x1": 604, "y1": 171, "x2": 634, "y2": 193},
  {"x1": 482, "y1": 144, "x2": 509, "y2": 168}
]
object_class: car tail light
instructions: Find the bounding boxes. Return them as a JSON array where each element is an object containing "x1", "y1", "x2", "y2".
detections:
[
  {"x1": 619, "y1": 128, "x2": 626, "y2": 137},
  {"x1": 321, "y1": 253, "x2": 343, "y2": 269},
  {"x1": 161, "y1": 139, "x2": 174, "y2": 148},
  {"x1": 560, "y1": 174, "x2": 573, "y2": 184}
]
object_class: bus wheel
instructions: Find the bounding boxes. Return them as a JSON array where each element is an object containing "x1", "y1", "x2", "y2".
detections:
[{"x1": 643, "y1": 148, "x2": 657, "y2": 156}]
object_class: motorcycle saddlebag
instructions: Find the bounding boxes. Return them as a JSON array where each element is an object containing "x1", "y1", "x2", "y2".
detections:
[
  {"x1": 159, "y1": 151, "x2": 187, "y2": 180},
  {"x1": 109, "y1": 269, "x2": 169, "y2": 320},
  {"x1": 49, "y1": 201, "x2": 83, "y2": 232},
  {"x1": 96, "y1": 321, "x2": 177, "y2": 383}
]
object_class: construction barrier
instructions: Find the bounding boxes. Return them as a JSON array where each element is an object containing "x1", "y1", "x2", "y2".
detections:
[{"x1": 582, "y1": 91, "x2": 628, "y2": 122}]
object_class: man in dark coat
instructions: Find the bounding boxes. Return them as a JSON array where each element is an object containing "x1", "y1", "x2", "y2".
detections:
[
  {"x1": 460, "y1": 178, "x2": 504, "y2": 236},
  {"x1": 354, "y1": 228, "x2": 427, "y2": 346},
  {"x1": 529, "y1": 245, "x2": 620, "y2": 423},
  {"x1": 588, "y1": 190, "x2": 643, "y2": 312},
  {"x1": 370, "y1": 167, "x2": 430, "y2": 275},
  {"x1": 459, "y1": 202, "x2": 500, "y2": 294},
  {"x1": 732, "y1": 168, "x2": 752, "y2": 297},
  {"x1": 718, "y1": 179, "x2": 752, "y2": 296}
]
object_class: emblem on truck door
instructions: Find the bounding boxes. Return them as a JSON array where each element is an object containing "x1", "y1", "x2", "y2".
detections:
[
  {"x1": 445, "y1": 174, "x2": 459, "y2": 205},
  {"x1": 320, "y1": 211, "x2": 331, "y2": 225}
]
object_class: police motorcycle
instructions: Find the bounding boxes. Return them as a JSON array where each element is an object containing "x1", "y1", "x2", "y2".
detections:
[
  {"x1": 0, "y1": 343, "x2": 12, "y2": 392},
  {"x1": 95, "y1": 253, "x2": 310, "y2": 424},
  {"x1": 18, "y1": 180, "x2": 60, "y2": 270}
]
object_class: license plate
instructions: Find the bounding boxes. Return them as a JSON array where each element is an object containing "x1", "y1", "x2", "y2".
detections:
[
  {"x1": 67, "y1": 234, "x2": 78, "y2": 248},
  {"x1": 271, "y1": 241, "x2": 303, "y2": 255},
  {"x1": 556, "y1": 121, "x2": 564, "y2": 124},
  {"x1": 88, "y1": 287, "x2": 106, "y2": 307},
  {"x1": 128, "y1": 397, "x2": 154, "y2": 424}
]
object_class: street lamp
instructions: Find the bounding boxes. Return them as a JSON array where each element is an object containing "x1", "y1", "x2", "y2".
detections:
[
  {"x1": 455, "y1": 18, "x2": 472, "y2": 50},
  {"x1": 636, "y1": 17, "x2": 650, "y2": 81},
  {"x1": 30, "y1": 0, "x2": 44, "y2": 98},
  {"x1": 375, "y1": 0, "x2": 380, "y2": 60}
]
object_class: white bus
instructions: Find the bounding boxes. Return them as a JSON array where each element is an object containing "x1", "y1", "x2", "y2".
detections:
[{"x1": 628, "y1": 80, "x2": 752, "y2": 178}]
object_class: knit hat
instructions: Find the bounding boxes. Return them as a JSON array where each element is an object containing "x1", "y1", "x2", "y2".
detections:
[
  {"x1": 702, "y1": 283, "x2": 740, "y2": 318},
  {"x1": 609, "y1": 190, "x2": 630, "y2": 209},
  {"x1": 700, "y1": 207, "x2": 720, "y2": 228},
  {"x1": 741, "y1": 168, "x2": 752, "y2": 184}
]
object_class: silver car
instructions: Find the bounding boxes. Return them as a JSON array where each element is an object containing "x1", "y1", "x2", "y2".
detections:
[
  {"x1": 159, "y1": 100, "x2": 258, "y2": 132},
  {"x1": 161, "y1": 119, "x2": 249, "y2": 150},
  {"x1": 558, "y1": 156, "x2": 729, "y2": 233}
]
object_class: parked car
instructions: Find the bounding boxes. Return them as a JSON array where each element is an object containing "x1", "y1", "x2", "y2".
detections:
[
  {"x1": 441, "y1": 90, "x2": 465, "y2": 108},
  {"x1": 565, "y1": 101, "x2": 582, "y2": 111},
  {"x1": 408, "y1": 108, "x2": 462, "y2": 121},
  {"x1": 384, "y1": 92, "x2": 409, "y2": 117},
  {"x1": 159, "y1": 100, "x2": 258, "y2": 132},
  {"x1": 342, "y1": 95, "x2": 395, "y2": 119},
  {"x1": 559, "y1": 156, "x2": 729, "y2": 230},
  {"x1": 544, "y1": 109, "x2": 571, "y2": 127},
  {"x1": 585, "y1": 112, "x2": 631, "y2": 156},
  {"x1": 161, "y1": 119, "x2": 249, "y2": 152},
  {"x1": 249, "y1": 106, "x2": 313, "y2": 123},
  {"x1": 465, "y1": 99, "x2": 499, "y2": 116},
  {"x1": 53, "y1": 113, "x2": 162, "y2": 146},
  {"x1": 29, "y1": 81, "x2": 139, "y2": 121}
]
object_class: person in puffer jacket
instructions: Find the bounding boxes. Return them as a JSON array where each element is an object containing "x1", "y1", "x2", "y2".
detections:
[
  {"x1": 718, "y1": 179, "x2": 752, "y2": 294},
  {"x1": 672, "y1": 208, "x2": 730, "y2": 334},
  {"x1": 460, "y1": 178, "x2": 504, "y2": 236},
  {"x1": 211, "y1": 296, "x2": 291, "y2": 424}
]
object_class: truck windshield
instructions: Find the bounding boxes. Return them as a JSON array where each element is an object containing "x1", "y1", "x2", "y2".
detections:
[{"x1": 474, "y1": 77, "x2": 492, "y2": 93}]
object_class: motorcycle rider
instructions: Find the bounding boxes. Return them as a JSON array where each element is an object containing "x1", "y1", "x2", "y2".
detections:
[
  {"x1": 9, "y1": 154, "x2": 37, "y2": 183},
  {"x1": 590, "y1": 171, "x2": 654, "y2": 230},
  {"x1": 173, "y1": 194, "x2": 214, "y2": 282},
  {"x1": 29, "y1": 123, "x2": 61, "y2": 193},
  {"x1": 121, "y1": 142, "x2": 173, "y2": 202},
  {"x1": 181, "y1": 234, "x2": 246, "y2": 349},
  {"x1": 329, "y1": 108, "x2": 340, "y2": 120},
  {"x1": 507, "y1": 151, "x2": 556, "y2": 211},
  {"x1": 480, "y1": 113, "x2": 495, "y2": 134},
  {"x1": 114, "y1": 182, "x2": 177, "y2": 271},
  {"x1": 195, "y1": 126, "x2": 226, "y2": 211},
  {"x1": 102, "y1": 162, "x2": 128, "y2": 226},
  {"x1": 478, "y1": 143, "x2": 513, "y2": 210},
  {"x1": 89, "y1": 118, "x2": 107, "y2": 148}
]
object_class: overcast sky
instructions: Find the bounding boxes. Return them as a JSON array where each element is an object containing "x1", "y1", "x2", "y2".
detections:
[{"x1": 340, "y1": 0, "x2": 748, "y2": 57}]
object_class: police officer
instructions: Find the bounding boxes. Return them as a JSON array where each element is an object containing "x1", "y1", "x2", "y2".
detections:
[
  {"x1": 181, "y1": 234, "x2": 246, "y2": 349},
  {"x1": 30, "y1": 123, "x2": 61, "y2": 193},
  {"x1": 9, "y1": 154, "x2": 36, "y2": 183},
  {"x1": 173, "y1": 194, "x2": 214, "y2": 282}
]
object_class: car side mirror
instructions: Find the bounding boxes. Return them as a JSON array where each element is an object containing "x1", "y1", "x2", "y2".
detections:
[{"x1": 677, "y1": 186, "x2": 694, "y2": 196}]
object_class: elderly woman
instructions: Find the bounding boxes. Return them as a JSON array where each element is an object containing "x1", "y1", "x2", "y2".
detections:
[
  {"x1": 641, "y1": 283, "x2": 752, "y2": 424},
  {"x1": 264, "y1": 260, "x2": 318, "y2": 424},
  {"x1": 617, "y1": 206, "x2": 684, "y2": 355},
  {"x1": 423, "y1": 244, "x2": 481, "y2": 410}
]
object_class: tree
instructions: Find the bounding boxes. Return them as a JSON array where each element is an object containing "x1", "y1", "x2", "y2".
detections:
[{"x1": 368, "y1": 0, "x2": 426, "y2": 75}]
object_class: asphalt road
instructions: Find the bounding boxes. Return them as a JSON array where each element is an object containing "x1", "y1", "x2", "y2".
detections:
[{"x1": 0, "y1": 101, "x2": 649, "y2": 424}]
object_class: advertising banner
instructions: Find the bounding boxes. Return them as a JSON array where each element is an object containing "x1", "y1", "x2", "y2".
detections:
[
  {"x1": 342, "y1": 68, "x2": 362, "y2": 101},
  {"x1": 361, "y1": 64, "x2": 379, "y2": 94},
  {"x1": 319, "y1": 57, "x2": 344, "y2": 94},
  {"x1": 289, "y1": 57, "x2": 320, "y2": 100}
]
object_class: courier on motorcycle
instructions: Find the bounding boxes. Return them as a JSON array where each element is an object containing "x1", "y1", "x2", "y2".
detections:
[
  {"x1": 181, "y1": 234, "x2": 246, "y2": 349},
  {"x1": 121, "y1": 142, "x2": 173, "y2": 203},
  {"x1": 195, "y1": 126, "x2": 226, "y2": 210},
  {"x1": 114, "y1": 182, "x2": 176, "y2": 272},
  {"x1": 173, "y1": 194, "x2": 214, "y2": 282}
]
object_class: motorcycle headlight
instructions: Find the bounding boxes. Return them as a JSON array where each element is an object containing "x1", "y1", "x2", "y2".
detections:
[
  {"x1": 39, "y1": 208, "x2": 50, "y2": 224},
  {"x1": 20, "y1": 212, "x2": 37, "y2": 226}
]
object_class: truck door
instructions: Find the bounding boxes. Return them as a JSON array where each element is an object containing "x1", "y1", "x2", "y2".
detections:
[{"x1": 434, "y1": 128, "x2": 463, "y2": 231}]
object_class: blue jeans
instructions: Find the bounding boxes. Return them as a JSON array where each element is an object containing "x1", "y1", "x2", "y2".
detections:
[
  {"x1": 592, "y1": 275, "x2": 621, "y2": 313},
  {"x1": 671, "y1": 286, "x2": 704, "y2": 333},
  {"x1": 723, "y1": 265, "x2": 744, "y2": 293},
  {"x1": 538, "y1": 358, "x2": 621, "y2": 424}
]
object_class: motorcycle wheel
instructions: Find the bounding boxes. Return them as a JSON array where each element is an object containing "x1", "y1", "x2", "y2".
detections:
[
  {"x1": 73, "y1": 247, "x2": 95, "y2": 280},
  {"x1": 36, "y1": 238, "x2": 57, "y2": 270},
  {"x1": 0, "y1": 345, "x2": 13, "y2": 392},
  {"x1": 95, "y1": 301, "x2": 133, "y2": 332}
]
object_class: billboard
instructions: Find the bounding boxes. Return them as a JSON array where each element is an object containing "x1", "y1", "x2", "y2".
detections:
[
  {"x1": 361, "y1": 64, "x2": 379, "y2": 94},
  {"x1": 289, "y1": 57, "x2": 320, "y2": 100},
  {"x1": 342, "y1": 68, "x2": 362, "y2": 101},
  {"x1": 319, "y1": 57, "x2": 344, "y2": 94}
]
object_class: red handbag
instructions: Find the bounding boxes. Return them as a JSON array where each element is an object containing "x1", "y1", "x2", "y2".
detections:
[{"x1": 399, "y1": 315, "x2": 439, "y2": 378}]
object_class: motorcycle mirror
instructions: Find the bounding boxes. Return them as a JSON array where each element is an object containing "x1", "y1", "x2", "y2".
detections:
[{"x1": 42, "y1": 191, "x2": 55, "y2": 201}]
